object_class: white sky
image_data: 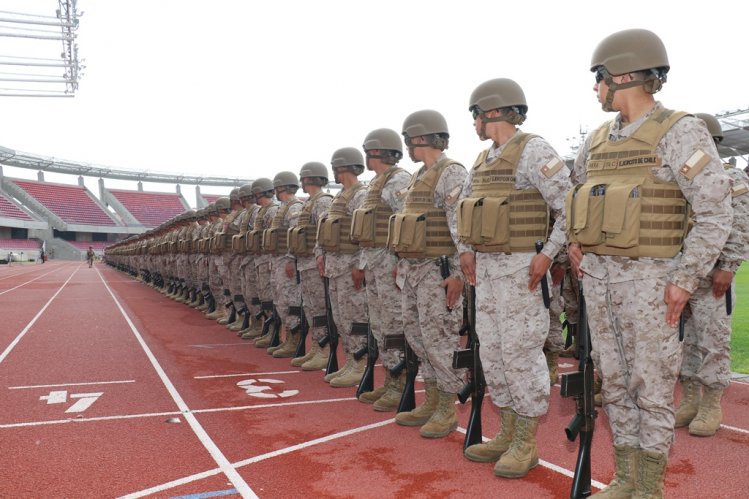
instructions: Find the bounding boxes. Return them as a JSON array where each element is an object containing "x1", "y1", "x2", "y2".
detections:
[{"x1": 1, "y1": 0, "x2": 748, "y2": 208}]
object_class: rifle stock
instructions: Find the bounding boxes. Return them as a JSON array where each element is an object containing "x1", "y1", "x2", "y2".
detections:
[
  {"x1": 559, "y1": 282, "x2": 595, "y2": 499},
  {"x1": 356, "y1": 323, "x2": 378, "y2": 398},
  {"x1": 320, "y1": 276, "x2": 339, "y2": 374}
]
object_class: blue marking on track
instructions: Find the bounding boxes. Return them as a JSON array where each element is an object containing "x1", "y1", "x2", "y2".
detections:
[{"x1": 170, "y1": 489, "x2": 239, "y2": 499}]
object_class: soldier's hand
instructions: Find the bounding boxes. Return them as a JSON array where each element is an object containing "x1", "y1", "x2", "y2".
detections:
[
  {"x1": 316, "y1": 255, "x2": 325, "y2": 277},
  {"x1": 460, "y1": 251, "x2": 476, "y2": 286},
  {"x1": 664, "y1": 283, "x2": 691, "y2": 328},
  {"x1": 711, "y1": 269, "x2": 733, "y2": 299},
  {"x1": 352, "y1": 268, "x2": 365, "y2": 290},
  {"x1": 550, "y1": 262, "x2": 566, "y2": 286},
  {"x1": 568, "y1": 243, "x2": 583, "y2": 277},
  {"x1": 441, "y1": 276, "x2": 463, "y2": 310},
  {"x1": 528, "y1": 252, "x2": 552, "y2": 292},
  {"x1": 285, "y1": 261, "x2": 295, "y2": 280}
]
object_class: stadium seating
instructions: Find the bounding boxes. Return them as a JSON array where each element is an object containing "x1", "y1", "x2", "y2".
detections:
[
  {"x1": 11, "y1": 179, "x2": 116, "y2": 226},
  {"x1": 108, "y1": 189, "x2": 187, "y2": 227},
  {"x1": 0, "y1": 192, "x2": 33, "y2": 221},
  {"x1": 0, "y1": 238, "x2": 41, "y2": 250},
  {"x1": 201, "y1": 194, "x2": 224, "y2": 204}
]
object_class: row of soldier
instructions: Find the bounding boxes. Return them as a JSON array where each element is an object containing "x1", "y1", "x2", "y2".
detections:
[{"x1": 106, "y1": 28, "x2": 749, "y2": 498}]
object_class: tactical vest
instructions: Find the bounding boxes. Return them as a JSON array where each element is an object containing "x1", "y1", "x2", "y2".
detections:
[
  {"x1": 458, "y1": 133, "x2": 550, "y2": 253},
  {"x1": 351, "y1": 166, "x2": 407, "y2": 248},
  {"x1": 232, "y1": 205, "x2": 259, "y2": 254},
  {"x1": 263, "y1": 199, "x2": 302, "y2": 255},
  {"x1": 247, "y1": 203, "x2": 275, "y2": 254},
  {"x1": 318, "y1": 183, "x2": 365, "y2": 254},
  {"x1": 388, "y1": 158, "x2": 458, "y2": 258},
  {"x1": 212, "y1": 210, "x2": 240, "y2": 253},
  {"x1": 567, "y1": 108, "x2": 690, "y2": 258},
  {"x1": 289, "y1": 191, "x2": 333, "y2": 256}
]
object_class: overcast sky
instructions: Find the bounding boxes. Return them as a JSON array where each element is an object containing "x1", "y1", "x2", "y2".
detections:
[{"x1": 1, "y1": 0, "x2": 748, "y2": 207}]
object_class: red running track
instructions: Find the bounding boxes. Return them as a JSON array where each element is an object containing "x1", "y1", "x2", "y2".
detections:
[{"x1": 1, "y1": 262, "x2": 747, "y2": 498}]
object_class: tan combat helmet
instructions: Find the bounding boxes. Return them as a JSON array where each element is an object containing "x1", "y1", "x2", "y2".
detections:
[
  {"x1": 229, "y1": 188, "x2": 241, "y2": 204},
  {"x1": 402, "y1": 110, "x2": 449, "y2": 153},
  {"x1": 238, "y1": 183, "x2": 254, "y2": 201},
  {"x1": 273, "y1": 171, "x2": 300, "y2": 194},
  {"x1": 362, "y1": 128, "x2": 403, "y2": 166},
  {"x1": 251, "y1": 178, "x2": 274, "y2": 199},
  {"x1": 214, "y1": 197, "x2": 231, "y2": 214},
  {"x1": 331, "y1": 147, "x2": 365, "y2": 177},
  {"x1": 591, "y1": 29, "x2": 669, "y2": 111},
  {"x1": 299, "y1": 161, "x2": 329, "y2": 187},
  {"x1": 695, "y1": 113, "x2": 723, "y2": 143},
  {"x1": 469, "y1": 78, "x2": 528, "y2": 127}
]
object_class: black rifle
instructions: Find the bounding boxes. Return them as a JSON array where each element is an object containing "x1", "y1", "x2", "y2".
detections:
[
  {"x1": 355, "y1": 322, "x2": 378, "y2": 398},
  {"x1": 267, "y1": 305, "x2": 282, "y2": 348},
  {"x1": 452, "y1": 284, "x2": 485, "y2": 451},
  {"x1": 318, "y1": 276, "x2": 339, "y2": 374},
  {"x1": 385, "y1": 334, "x2": 417, "y2": 412},
  {"x1": 535, "y1": 240, "x2": 551, "y2": 309},
  {"x1": 293, "y1": 268, "x2": 309, "y2": 358},
  {"x1": 726, "y1": 284, "x2": 733, "y2": 316},
  {"x1": 559, "y1": 282, "x2": 595, "y2": 499}
]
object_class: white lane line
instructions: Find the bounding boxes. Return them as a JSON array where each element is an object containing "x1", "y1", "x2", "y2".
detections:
[
  {"x1": 96, "y1": 267, "x2": 257, "y2": 499},
  {"x1": 0, "y1": 262, "x2": 64, "y2": 282},
  {"x1": 8, "y1": 379, "x2": 136, "y2": 390},
  {"x1": 194, "y1": 370, "x2": 301, "y2": 379},
  {"x1": 455, "y1": 426, "x2": 607, "y2": 491},
  {"x1": 192, "y1": 396, "x2": 356, "y2": 414},
  {"x1": 0, "y1": 266, "x2": 80, "y2": 365},
  {"x1": 722, "y1": 424, "x2": 749, "y2": 435},
  {"x1": 189, "y1": 343, "x2": 255, "y2": 348},
  {"x1": 0, "y1": 410, "x2": 182, "y2": 429},
  {"x1": 0, "y1": 266, "x2": 67, "y2": 296},
  {"x1": 119, "y1": 419, "x2": 393, "y2": 499}
]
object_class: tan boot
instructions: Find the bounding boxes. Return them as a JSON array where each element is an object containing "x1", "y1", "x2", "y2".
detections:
[
  {"x1": 395, "y1": 381, "x2": 439, "y2": 426},
  {"x1": 267, "y1": 327, "x2": 288, "y2": 354},
  {"x1": 373, "y1": 373, "x2": 406, "y2": 412},
  {"x1": 688, "y1": 387, "x2": 723, "y2": 436},
  {"x1": 591, "y1": 445, "x2": 637, "y2": 498},
  {"x1": 324, "y1": 355, "x2": 354, "y2": 382},
  {"x1": 228, "y1": 314, "x2": 245, "y2": 331},
  {"x1": 241, "y1": 320, "x2": 264, "y2": 339},
  {"x1": 633, "y1": 450, "x2": 667, "y2": 499},
  {"x1": 205, "y1": 309, "x2": 223, "y2": 320},
  {"x1": 419, "y1": 390, "x2": 458, "y2": 438},
  {"x1": 674, "y1": 379, "x2": 702, "y2": 428},
  {"x1": 254, "y1": 333, "x2": 272, "y2": 348},
  {"x1": 330, "y1": 356, "x2": 366, "y2": 387},
  {"x1": 273, "y1": 331, "x2": 300, "y2": 358},
  {"x1": 493, "y1": 414, "x2": 539, "y2": 478},
  {"x1": 302, "y1": 344, "x2": 330, "y2": 371},
  {"x1": 546, "y1": 351, "x2": 559, "y2": 386},
  {"x1": 292, "y1": 341, "x2": 319, "y2": 367},
  {"x1": 464, "y1": 407, "x2": 516, "y2": 462},
  {"x1": 358, "y1": 375, "x2": 389, "y2": 404}
]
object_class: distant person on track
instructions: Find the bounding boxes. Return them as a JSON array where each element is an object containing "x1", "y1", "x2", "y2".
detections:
[{"x1": 87, "y1": 247, "x2": 95, "y2": 268}]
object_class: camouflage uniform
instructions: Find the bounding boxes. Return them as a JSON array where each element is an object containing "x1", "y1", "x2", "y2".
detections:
[
  {"x1": 681, "y1": 165, "x2": 749, "y2": 389},
  {"x1": 238, "y1": 205, "x2": 261, "y2": 319},
  {"x1": 254, "y1": 202, "x2": 279, "y2": 310},
  {"x1": 571, "y1": 103, "x2": 733, "y2": 454},
  {"x1": 271, "y1": 197, "x2": 303, "y2": 331},
  {"x1": 461, "y1": 135, "x2": 570, "y2": 417},
  {"x1": 395, "y1": 156, "x2": 467, "y2": 394}
]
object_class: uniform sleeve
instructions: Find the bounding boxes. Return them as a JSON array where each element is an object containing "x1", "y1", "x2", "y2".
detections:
[
  {"x1": 718, "y1": 168, "x2": 749, "y2": 272},
  {"x1": 384, "y1": 170, "x2": 412, "y2": 213},
  {"x1": 658, "y1": 117, "x2": 733, "y2": 293},
  {"x1": 435, "y1": 162, "x2": 470, "y2": 275}
]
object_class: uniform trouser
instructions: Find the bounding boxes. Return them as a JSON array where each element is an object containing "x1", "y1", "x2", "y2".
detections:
[
  {"x1": 401, "y1": 265, "x2": 465, "y2": 394},
  {"x1": 271, "y1": 257, "x2": 301, "y2": 330},
  {"x1": 209, "y1": 255, "x2": 224, "y2": 302},
  {"x1": 240, "y1": 256, "x2": 261, "y2": 317},
  {"x1": 364, "y1": 254, "x2": 405, "y2": 370},
  {"x1": 300, "y1": 266, "x2": 327, "y2": 342},
  {"x1": 477, "y1": 265, "x2": 550, "y2": 418},
  {"x1": 680, "y1": 274, "x2": 734, "y2": 390},
  {"x1": 544, "y1": 274, "x2": 565, "y2": 353},
  {"x1": 255, "y1": 260, "x2": 272, "y2": 303},
  {"x1": 329, "y1": 270, "x2": 368, "y2": 355},
  {"x1": 585, "y1": 274, "x2": 682, "y2": 454},
  {"x1": 197, "y1": 255, "x2": 209, "y2": 287},
  {"x1": 225, "y1": 253, "x2": 243, "y2": 308}
]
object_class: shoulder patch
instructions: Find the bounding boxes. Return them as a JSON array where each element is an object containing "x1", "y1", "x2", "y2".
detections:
[
  {"x1": 679, "y1": 149, "x2": 711, "y2": 180},
  {"x1": 541, "y1": 158, "x2": 564, "y2": 178},
  {"x1": 446, "y1": 185, "x2": 462, "y2": 205},
  {"x1": 732, "y1": 182, "x2": 749, "y2": 197}
]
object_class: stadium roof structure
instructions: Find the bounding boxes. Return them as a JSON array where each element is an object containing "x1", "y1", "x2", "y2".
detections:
[{"x1": 716, "y1": 108, "x2": 749, "y2": 160}]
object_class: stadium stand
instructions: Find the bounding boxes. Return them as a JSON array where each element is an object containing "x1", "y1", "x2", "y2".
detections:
[
  {"x1": 0, "y1": 192, "x2": 34, "y2": 221},
  {"x1": 201, "y1": 193, "x2": 224, "y2": 204},
  {"x1": 106, "y1": 189, "x2": 188, "y2": 227},
  {"x1": 0, "y1": 238, "x2": 42, "y2": 263},
  {"x1": 9, "y1": 179, "x2": 117, "y2": 226}
]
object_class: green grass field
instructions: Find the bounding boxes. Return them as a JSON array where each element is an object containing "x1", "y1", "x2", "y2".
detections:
[{"x1": 731, "y1": 265, "x2": 749, "y2": 374}]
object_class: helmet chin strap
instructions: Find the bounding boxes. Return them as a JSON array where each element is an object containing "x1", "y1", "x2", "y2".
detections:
[
  {"x1": 476, "y1": 110, "x2": 525, "y2": 139},
  {"x1": 601, "y1": 76, "x2": 650, "y2": 112}
]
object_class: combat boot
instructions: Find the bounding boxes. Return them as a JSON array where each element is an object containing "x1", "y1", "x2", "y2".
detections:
[
  {"x1": 546, "y1": 351, "x2": 559, "y2": 386},
  {"x1": 395, "y1": 380, "x2": 439, "y2": 426},
  {"x1": 267, "y1": 328, "x2": 289, "y2": 354},
  {"x1": 301, "y1": 344, "x2": 330, "y2": 371},
  {"x1": 591, "y1": 445, "x2": 636, "y2": 498},
  {"x1": 228, "y1": 315, "x2": 245, "y2": 331},
  {"x1": 688, "y1": 387, "x2": 723, "y2": 436},
  {"x1": 254, "y1": 333, "x2": 272, "y2": 348},
  {"x1": 273, "y1": 330, "x2": 301, "y2": 358},
  {"x1": 241, "y1": 320, "x2": 265, "y2": 340},
  {"x1": 218, "y1": 306, "x2": 235, "y2": 325},
  {"x1": 419, "y1": 390, "x2": 458, "y2": 438},
  {"x1": 359, "y1": 376, "x2": 389, "y2": 405},
  {"x1": 464, "y1": 407, "x2": 516, "y2": 462},
  {"x1": 633, "y1": 450, "x2": 667, "y2": 499},
  {"x1": 292, "y1": 341, "x2": 319, "y2": 367},
  {"x1": 372, "y1": 373, "x2": 406, "y2": 412},
  {"x1": 324, "y1": 354, "x2": 354, "y2": 382},
  {"x1": 205, "y1": 308, "x2": 224, "y2": 320},
  {"x1": 493, "y1": 414, "x2": 539, "y2": 478},
  {"x1": 674, "y1": 379, "x2": 702, "y2": 428},
  {"x1": 330, "y1": 356, "x2": 366, "y2": 387}
]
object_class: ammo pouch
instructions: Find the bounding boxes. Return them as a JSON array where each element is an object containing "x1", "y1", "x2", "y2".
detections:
[
  {"x1": 317, "y1": 216, "x2": 342, "y2": 252},
  {"x1": 288, "y1": 226, "x2": 310, "y2": 256},
  {"x1": 387, "y1": 212, "x2": 427, "y2": 258},
  {"x1": 231, "y1": 234, "x2": 246, "y2": 254},
  {"x1": 457, "y1": 196, "x2": 510, "y2": 247},
  {"x1": 246, "y1": 230, "x2": 263, "y2": 254},
  {"x1": 568, "y1": 182, "x2": 641, "y2": 249},
  {"x1": 261, "y1": 228, "x2": 278, "y2": 253},
  {"x1": 350, "y1": 208, "x2": 375, "y2": 245}
]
